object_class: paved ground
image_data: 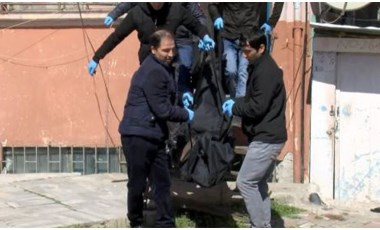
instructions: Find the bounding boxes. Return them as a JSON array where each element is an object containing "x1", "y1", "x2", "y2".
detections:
[{"x1": 0, "y1": 173, "x2": 380, "y2": 228}]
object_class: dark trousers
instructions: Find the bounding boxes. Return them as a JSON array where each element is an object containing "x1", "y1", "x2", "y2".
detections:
[{"x1": 121, "y1": 135, "x2": 174, "y2": 228}]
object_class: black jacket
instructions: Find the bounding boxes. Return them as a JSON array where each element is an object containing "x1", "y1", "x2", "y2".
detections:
[
  {"x1": 208, "y1": 3, "x2": 284, "y2": 41},
  {"x1": 107, "y1": 2, "x2": 135, "y2": 20},
  {"x1": 107, "y1": 3, "x2": 207, "y2": 44},
  {"x1": 232, "y1": 54, "x2": 287, "y2": 143},
  {"x1": 94, "y1": 3, "x2": 208, "y2": 64},
  {"x1": 119, "y1": 54, "x2": 189, "y2": 141}
]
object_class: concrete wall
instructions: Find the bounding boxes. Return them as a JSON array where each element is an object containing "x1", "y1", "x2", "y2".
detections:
[{"x1": 0, "y1": 28, "x2": 139, "y2": 147}]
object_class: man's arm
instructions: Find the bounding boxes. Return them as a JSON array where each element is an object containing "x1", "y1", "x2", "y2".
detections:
[
  {"x1": 208, "y1": 3, "x2": 221, "y2": 22},
  {"x1": 268, "y1": 2, "x2": 284, "y2": 28},
  {"x1": 93, "y1": 11, "x2": 136, "y2": 63},
  {"x1": 187, "y1": 3, "x2": 207, "y2": 26},
  {"x1": 180, "y1": 6, "x2": 209, "y2": 41},
  {"x1": 143, "y1": 68, "x2": 189, "y2": 122},
  {"x1": 107, "y1": 2, "x2": 137, "y2": 20}
]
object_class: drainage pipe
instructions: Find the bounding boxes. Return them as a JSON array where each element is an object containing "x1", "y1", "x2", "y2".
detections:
[{"x1": 293, "y1": 2, "x2": 303, "y2": 183}]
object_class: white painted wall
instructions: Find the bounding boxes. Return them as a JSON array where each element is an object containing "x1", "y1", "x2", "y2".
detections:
[{"x1": 310, "y1": 52, "x2": 336, "y2": 199}]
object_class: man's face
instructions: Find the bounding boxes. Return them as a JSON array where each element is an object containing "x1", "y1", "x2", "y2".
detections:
[
  {"x1": 149, "y1": 2, "x2": 164, "y2": 10},
  {"x1": 241, "y1": 42, "x2": 265, "y2": 62},
  {"x1": 151, "y1": 37, "x2": 176, "y2": 65}
]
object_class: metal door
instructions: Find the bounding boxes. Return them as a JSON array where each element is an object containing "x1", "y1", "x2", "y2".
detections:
[{"x1": 335, "y1": 53, "x2": 380, "y2": 202}]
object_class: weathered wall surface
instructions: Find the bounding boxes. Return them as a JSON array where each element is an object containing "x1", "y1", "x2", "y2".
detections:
[{"x1": 0, "y1": 29, "x2": 139, "y2": 146}]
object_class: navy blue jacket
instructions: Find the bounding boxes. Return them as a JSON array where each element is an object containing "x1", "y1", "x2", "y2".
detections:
[{"x1": 119, "y1": 54, "x2": 189, "y2": 141}]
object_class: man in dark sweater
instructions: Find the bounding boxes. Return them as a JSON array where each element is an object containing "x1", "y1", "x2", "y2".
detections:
[
  {"x1": 208, "y1": 3, "x2": 283, "y2": 98},
  {"x1": 222, "y1": 30, "x2": 287, "y2": 228},
  {"x1": 103, "y1": 2, "x2": 207, "y2": 95},
  {"x1": 120, "y1": 29, "x2": 194, "y2": 228}
]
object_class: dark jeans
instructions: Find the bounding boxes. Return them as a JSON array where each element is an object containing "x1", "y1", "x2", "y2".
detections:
[{"x1": 121, "y1": 135, "x2": 175, "y2": 228}]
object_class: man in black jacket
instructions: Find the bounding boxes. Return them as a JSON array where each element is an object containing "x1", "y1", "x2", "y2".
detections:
[
  {"x1": 120, "y1": 29, "x2": 194, "y2": 228},
  {"x1": 87, "y1": 2, "x2": 214, "y2": 86},
  {"x1": 222, "y1": 30, "x2": 287, "y2": 228},
  {"x1": 208, "y1": 3, "x2": 283, "y2": 98},
  {"x1": 103, "y1": 2, "x2": 207, "y2": 95}
]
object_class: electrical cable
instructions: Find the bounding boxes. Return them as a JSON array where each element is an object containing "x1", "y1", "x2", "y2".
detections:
[
  {"x1": 0, "y1": 29, "x2": 60, "y2": 66},
  {"x1": 321, "y1": 3, "x2": 348, "y2": 24},
  {"x1": 0, "y1": 55, "x2": 87, "y2": 69},
  {"x1": 284, "y1": 20, "x2": 311, "y2": 132},
  {"x1": 77, "y1": 2, "x2": 118, "y2": 147},
  {"x1": 77, "y1": 3, "x2": 120, "y2": 124},
  {"x1": 0, "y1": 18, "x2": 39, "y2": 31}
]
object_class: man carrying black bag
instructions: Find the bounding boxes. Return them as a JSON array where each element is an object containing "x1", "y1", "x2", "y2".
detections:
[{"x1": 222, "y1": 30, "x2": 287, "y2": 228}]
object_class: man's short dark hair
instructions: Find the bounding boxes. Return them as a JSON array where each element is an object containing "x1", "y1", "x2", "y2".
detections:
[
  {"x1": 240, "y1": 30, "x2": 267, "y2": 52},
  {"x1": 149, "y1": 29, "x2": 175, "y2": 48}
]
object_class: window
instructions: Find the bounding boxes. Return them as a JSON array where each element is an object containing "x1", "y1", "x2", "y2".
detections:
[{"x1": 1, "y1": 146, "x2": 126, "y2": 174}]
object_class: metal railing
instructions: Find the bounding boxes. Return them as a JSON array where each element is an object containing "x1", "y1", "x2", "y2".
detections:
[{"x1": 0, "y1": 2, "x2": 117, "y2": 14}]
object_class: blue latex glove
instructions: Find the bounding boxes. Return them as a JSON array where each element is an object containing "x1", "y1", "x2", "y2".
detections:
[
  {"x1": 260, "y1": 23, "x2": 272, "y2": 34},
  {"x1": 214, "y1": 17, "x2": 224, "y2": 30},
  {"x1": 198, "y1": 39, "x2": 204, "y2": 50},
  {"x1": 87, "y1": 59, "x2": 98, "y2": 76},
  {"x1": 182, "y1": 92, "x2": 194, "y2": 108},
  {"x1": 104, "y1": 16, "x2": 114, "y2": 27},
  {"x1": 222, "y1": 99, "x2": 235, "y2": 117},
  {"x1": 201, "y1": 35, "x2": 215, "y2": 51},
  {"x1": 185, "y1": 107, "x2": 194, "y2": 123}
]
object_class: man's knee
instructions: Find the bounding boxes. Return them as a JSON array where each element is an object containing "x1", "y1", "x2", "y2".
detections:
[{"x1": 236, "y1": 175, "x2": 258, "y2": 192}]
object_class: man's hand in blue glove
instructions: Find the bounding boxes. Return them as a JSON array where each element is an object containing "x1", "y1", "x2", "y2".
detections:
[
  {"x1": 214, "y1": 17, "x2": 224, "y2": 30},
  {"x1": 104, "y1": 16, "x2": 113, "y2": 26},
  {"x1": 222, "y1": 99, "x2": 235, "y2": 117},
  {"x1": 87, "y1": 59, "x2": 98, "y2": 76},
  {"x1": 260, "y1": 23, "x2": 272, "y2": 34},
  {"x1": 182, "y1": 92, "x2": 194, "y2": 108},
  {"x1": 104, "y1": 16, "x2": 114, "y2": 27},
  {"x1": 201, "y1": 35, "x2": 215, "y2": 51},
  {"x1": 198, "y1": 39, "x2": 204, "y2": 50},
  {"x1": 185, "y1": 107, "x2": 194, "y2": 123}
]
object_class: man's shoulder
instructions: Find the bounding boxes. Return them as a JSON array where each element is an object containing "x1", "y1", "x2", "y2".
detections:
[{"x1": 140, "y1": 56, "x2": 166, "y2": 73}]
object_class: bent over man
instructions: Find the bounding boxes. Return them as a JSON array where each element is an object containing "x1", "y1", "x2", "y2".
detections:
[
  {"x1": 120, "y1": 30, "x2": 194, "y2": 228},
  {"x1": 88, "y1": 2, "x2": 214, "y2": 77},
  {"x1": 222, "y1": 30, "x2": 287, "y2": 227}
]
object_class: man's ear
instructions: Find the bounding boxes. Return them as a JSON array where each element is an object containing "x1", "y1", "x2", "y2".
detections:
[
  {"x1": 259, "y1": 44, "x2": 266, "y2": 55},
  {"x1": 151, "y1": 46, "x2": 156, "y2": 55}
]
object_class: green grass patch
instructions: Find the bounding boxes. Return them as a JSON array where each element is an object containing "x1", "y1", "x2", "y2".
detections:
[
  {"x1": 174, "y1": 209, "x2": 246, "y2": 228},
  {"x1": 272, "y1": 199, "x2": 305, "y2": 218}
]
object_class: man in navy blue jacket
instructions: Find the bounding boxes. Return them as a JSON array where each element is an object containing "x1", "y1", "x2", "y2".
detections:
[{"x1": 120, "y1": 30, "x2": 194, "y2": 228}]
